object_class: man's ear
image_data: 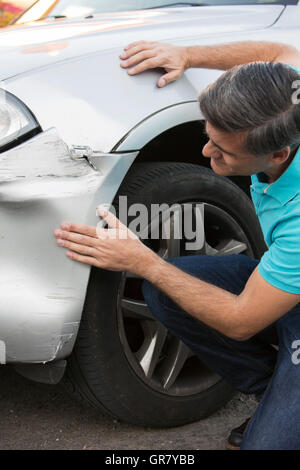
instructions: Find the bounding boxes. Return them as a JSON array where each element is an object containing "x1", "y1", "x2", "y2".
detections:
[{"x1": 271, "y1": 146, "x2": 291, "y2": 166}]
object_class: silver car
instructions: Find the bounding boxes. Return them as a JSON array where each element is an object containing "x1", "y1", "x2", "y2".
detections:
[{"x1": 0, "y1": 0, "x2": 298, "y2": 427}]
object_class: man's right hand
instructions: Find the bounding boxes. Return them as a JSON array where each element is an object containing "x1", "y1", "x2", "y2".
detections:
[{"x1": 120, "y1": 41, "x2": 189, "y2": 87}]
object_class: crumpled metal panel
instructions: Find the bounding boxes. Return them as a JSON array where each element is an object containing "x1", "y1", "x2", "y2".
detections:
[{"x1": 0, "y1": 128, "x2": 137, "y2": 363}]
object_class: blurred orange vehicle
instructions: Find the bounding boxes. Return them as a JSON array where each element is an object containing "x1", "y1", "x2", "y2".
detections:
[{"x1": 0, "y1": 1, "x2": 29, "y2": 26}]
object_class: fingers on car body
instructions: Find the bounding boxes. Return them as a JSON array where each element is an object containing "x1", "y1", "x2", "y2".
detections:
[{"x1": 120, "y1": 40, "x2": 185, "y2": 86}]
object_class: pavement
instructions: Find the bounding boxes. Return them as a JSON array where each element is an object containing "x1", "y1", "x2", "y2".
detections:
[{"x1": 0, "y1": 365, "x2": 258, "y2": 450}]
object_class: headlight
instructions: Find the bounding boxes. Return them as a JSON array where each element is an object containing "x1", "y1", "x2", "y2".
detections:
[{"x1": 0, "y1": 89, "x2": 40, "y2": 152}]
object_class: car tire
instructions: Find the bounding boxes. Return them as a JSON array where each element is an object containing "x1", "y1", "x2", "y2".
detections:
[{"x1": 63, "y1": 162, "x2": 266, "y2": 427}]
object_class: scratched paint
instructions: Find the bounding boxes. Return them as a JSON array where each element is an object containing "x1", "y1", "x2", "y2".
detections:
[
  {"x1": 0, "y1": 128, "x2": 94, "y2": 362},
  {"x1": 0, "y1": 128, "x2": 136, "y2": 363},
  {"x1": 0, "y1": 127, "x2": 98, "y2": 182}
]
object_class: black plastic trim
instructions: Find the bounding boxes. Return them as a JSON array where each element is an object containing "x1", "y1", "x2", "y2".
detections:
[{"x1": 0, "y1": 126, "x2": 42, "y2": 154}]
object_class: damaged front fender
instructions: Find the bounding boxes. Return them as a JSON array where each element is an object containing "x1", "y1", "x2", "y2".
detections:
[{"x1": 0, "y1": 128, "x2": 137, "y2": 363}]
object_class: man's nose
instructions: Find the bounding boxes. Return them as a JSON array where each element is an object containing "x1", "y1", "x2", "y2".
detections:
[{"x1": 202, "y1": 141, "x2": 212, "y2": 158}]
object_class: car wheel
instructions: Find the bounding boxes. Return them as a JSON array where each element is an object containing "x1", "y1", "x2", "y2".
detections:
[{"x1": 63, "y1": 162, "x2": 266, "y2": 427}]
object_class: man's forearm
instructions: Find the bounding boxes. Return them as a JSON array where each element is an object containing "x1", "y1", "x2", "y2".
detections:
[
  {"x1": 136, "y1": 250, "x2": 242, "y2": 340},
  {"x1": 184, "y1": 41, "x2": 298, "y2": 70}
]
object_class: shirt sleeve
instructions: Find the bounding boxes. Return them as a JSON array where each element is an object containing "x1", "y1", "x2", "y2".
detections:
[{"x1": 258, "y1": 211, "x2": 300, "y2": 294}]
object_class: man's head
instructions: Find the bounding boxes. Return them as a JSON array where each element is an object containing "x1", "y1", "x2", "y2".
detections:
[{"x1": 198, "y1": 62, "x2": 300, "y2": 178}]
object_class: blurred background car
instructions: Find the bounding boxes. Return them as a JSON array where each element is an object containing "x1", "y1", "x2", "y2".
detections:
[{"x1": 0, "y1": 0, "x2": 30, "y2": 26}]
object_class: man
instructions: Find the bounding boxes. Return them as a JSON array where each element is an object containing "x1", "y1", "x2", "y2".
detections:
[{"x1": 54, "y1": 40, "x2": 300, "y2": 449}]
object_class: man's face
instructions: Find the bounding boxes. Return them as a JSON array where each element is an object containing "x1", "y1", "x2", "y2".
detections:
[{"x1": 202, "y1": 121, "x2": 272, "y2": 177}]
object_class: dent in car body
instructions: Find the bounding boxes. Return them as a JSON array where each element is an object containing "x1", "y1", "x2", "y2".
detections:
[{"x1": 0, "y1": 128, "x2": 137, "y2": 362}]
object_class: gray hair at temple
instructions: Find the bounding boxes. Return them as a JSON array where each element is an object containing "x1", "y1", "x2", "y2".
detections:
[{"x1": 198, "y1": 62, "x2": 300, "y2": 157}]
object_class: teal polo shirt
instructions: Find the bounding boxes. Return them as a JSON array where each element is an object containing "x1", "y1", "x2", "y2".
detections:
[
  {"x1": 251, "y1": 145, "x2": 300, "y2": 294},
  {"x1": 250, "y1": 63, "x2": 300, "y2": 294}
]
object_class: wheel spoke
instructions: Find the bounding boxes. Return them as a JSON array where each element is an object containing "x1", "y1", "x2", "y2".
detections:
[
  {"x1": 136, "y1": 323, "x2": 168, "y2": 379},
  {"x1": 125, "y1": 271, "x2": 141, "y2": 279},
  {"x1": 165, "y1": 236, "x2": 181, "y2": 258},
  {"x1": 215, "y1": 238, "x2": 247, "y2": 256},
  {"x1": 204, "y1": 241, "x2": 219, "y2": 256},
  {"x1": 159, "y1": 338, "x2": 191, "y2": 390},
  {"x1": 121, "y1": 298, "x2": 154, "y2": 321},
  {"x1": 162, "y1": 209, "x2": 182, "y2": 258},
  {"x1": 183, "y1": 203, "x2": 206, "y2": 252},
  {"x1": 158, "y1": 245, "x2": 169, "y2": 259}
]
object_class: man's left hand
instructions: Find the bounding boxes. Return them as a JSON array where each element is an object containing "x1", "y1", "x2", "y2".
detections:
[{"x1": 54, "y1": 208, "x2": 156, "y2": 274}]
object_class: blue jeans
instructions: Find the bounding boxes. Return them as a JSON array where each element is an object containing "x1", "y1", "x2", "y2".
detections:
[{"x1": 142, "y1": 254, "x2": 300, "y2": 450}]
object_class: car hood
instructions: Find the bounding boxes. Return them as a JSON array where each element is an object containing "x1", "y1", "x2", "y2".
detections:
[{"x1": 0, "y1": 5, "x2": 284, "y2": 81}]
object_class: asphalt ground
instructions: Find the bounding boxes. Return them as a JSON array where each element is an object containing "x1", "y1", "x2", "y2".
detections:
[{"x1": 0, "y1": 365, "x2": 259, "y2": 450}]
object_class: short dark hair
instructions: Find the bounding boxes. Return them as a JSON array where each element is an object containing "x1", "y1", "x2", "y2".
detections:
[{"x1": 198, "y1": 61, "x2": 300, "y2": 157}]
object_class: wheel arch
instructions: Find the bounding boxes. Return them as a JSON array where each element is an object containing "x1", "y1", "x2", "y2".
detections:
[{"x1": 114, "y1": 102, "x2": 251, "y2": 198}]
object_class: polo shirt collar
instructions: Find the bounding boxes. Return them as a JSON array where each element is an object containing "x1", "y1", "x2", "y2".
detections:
[{"x1": 251, "y1": 146, "x2": 300, "y2": 205}]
